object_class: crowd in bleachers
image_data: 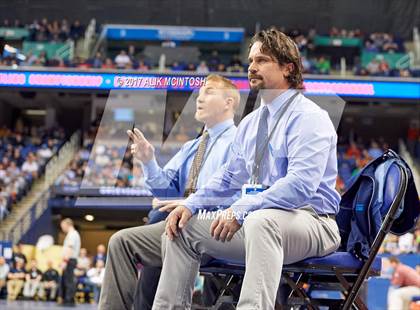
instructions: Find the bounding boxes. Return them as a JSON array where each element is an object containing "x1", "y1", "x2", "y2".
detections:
[
  {"x1": 0, "y1": 243, "x2": 107, "y2": 304},
  {"x1": 0, "y1": 125, "x2": 65, "y2": 221},
  {"x1": 0, "y1": 18, "x2": 417, "y2": 77},
  {"x1": 2, "y1": 18, "x2": 86, "y2": 42},
  {"x1": 335, "y1": 139, "x2": 391, "y2": 193}
]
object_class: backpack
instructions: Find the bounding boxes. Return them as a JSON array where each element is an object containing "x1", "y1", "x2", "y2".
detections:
[{"x1": 336, "y1": 149, "x2": 420, "y2": 260}]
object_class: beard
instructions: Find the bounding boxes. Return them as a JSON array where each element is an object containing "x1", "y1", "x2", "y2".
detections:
[{"x1": 248, "y1": 75, "x2": 265, "y2": 91}]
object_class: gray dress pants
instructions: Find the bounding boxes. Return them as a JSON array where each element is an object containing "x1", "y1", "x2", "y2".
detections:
[{"x1": 99, "y1": 207, "x2": 341, "y2": 310}]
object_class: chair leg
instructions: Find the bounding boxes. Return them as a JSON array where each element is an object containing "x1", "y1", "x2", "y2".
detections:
[
  {"x1": 200, "y1": 274, "x2": 238, "y2": 310},
  {"x1": 334, "y1": 270, "x2": 367, "y2": 310},
  {"x1": 284, "y1": 273, "x2": 319, "y2": 310}
]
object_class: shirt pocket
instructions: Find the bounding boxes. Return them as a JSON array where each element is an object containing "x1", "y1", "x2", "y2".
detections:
[{"x1": 269, "y1": 143, "x2": 288, "y2": 181}]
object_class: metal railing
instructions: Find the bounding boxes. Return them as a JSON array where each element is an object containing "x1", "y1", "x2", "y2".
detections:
[
  {"x1": 45, "y1": 131, "x2": 80, "y2": 186},
  {"x1": 83, "y1": 19, "x2": 97, "y2": 58}
]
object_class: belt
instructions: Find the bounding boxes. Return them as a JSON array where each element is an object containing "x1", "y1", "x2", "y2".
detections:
[{"x1": 319, "y1": 214, "x2": 336, "y2": 220}]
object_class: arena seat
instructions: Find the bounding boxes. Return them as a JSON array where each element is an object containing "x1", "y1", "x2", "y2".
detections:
[{"x1": 199, "y1": 152, "x2": 413, "y2": 310}]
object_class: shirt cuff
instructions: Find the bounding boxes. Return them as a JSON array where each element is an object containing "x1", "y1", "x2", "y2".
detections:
[
  {"x1": 183, "y1": 199, "x2": 198, "y2": 215},
  {"x1": 142, "y1": 157, "x2": 160, "y2": 179},
  {"x1": 230, "y1": 194, "x2": 264, "y2": 225}
]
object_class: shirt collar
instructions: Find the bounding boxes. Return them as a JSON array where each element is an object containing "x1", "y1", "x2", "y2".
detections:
[
  {"x1": 261, "y1": 89, "x2": 297, "y2": 116},
  {"x1": 205, "y1": 118, "x2": 234, "y2": 139}
]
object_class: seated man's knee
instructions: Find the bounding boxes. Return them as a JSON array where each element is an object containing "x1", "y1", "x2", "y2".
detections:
[
  {"x1": 243, "y1": 209, "x2": 276, "y2": 233},
  {"x1": 108, "y1": 228, "x2": 130, "y2": 251}
]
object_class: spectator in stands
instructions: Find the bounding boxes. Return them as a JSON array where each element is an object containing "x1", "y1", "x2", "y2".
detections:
[
  {"x1": 301, "y1": 56, "x2": 313, "y2": 73},
  {"x1": 93, "y1": 244, "x2": 107, "y2": 265},
  {"x1": 227, "y1": 55, "x2": 244, "y2": 73},
  {"x1": 99, "y1": 57, "x2": 112, "y2": 69},
  {"x1": 216, "y1": 63, "x2": 226, "y2": 72},
  {"x1": 343, "y1": 147, "x2": 371, "y2": 180},
  {"x1": 21, "y1": 152, "x2": 39, "y2": 178},
  {"x1": 114, "y1": 50, "x2": 131, "y2": 69},
  {"x1": 329, "y1": 27, "x2": 340, "y2": 37},
  {"x1": 364, "y1": 40, "x2": 379, "y2": 53},
  {"x1": 38, "y1": 260, "x2": 59, "y2": 301},
  {"x1": 138, "y1": 60, "x2": 149, "y2": 71},
  {"x1": 388, "y1": 257, "x2": 420, "y2": 310},
  {"x1": 186, "y1": 63, "x2": 196, "y2": 71},
  {"x1": 227, "y1": 63, "x2": 245, "y2": 73},
  {"x1": 38, "y1": 51, "x2": 48, "y2": 66},
  {"x1": 7, "y1": 259, "x2": 26, "y2": 300},
  {"x1": 77, "y1": 248, "x2": 91, "y2": 271},
  {"x1": 90, "y1": 52, "x2": 103, "y2": 69},
  {"x1": 315, "y1": 56, "x2": 331, "y2": 74},
  {"x1": 207, "y1": 50, "x2": 221, "y2": 71},
  {"x1": 12, "y1": 243, "x2": 27, "y2": 268},
  {"x1": 230, "y1": 54, "x2": 243, "y2": 67},
  {"x1": 2, "y1": 19, "x2": 10, "y2": 27},
  {"x1": 196, "y1": 61, "x2": 209, "y2": 74},
  {"x1": 368, "y1": 141, "x2": 383, "y2": 159},
  {"x1": 366, "y1": 58, "x2": 380, "y2": 75},
  {"x1": 382, "y1": 34, "x2": 399, "y2": 53},
  {"x1": 128, "y1": 45, "x2": 137, "y2": 65},
  {"x1": 171, "y1": 61, "x2": 184, "y2": 71},
  {"x1": 12, "y1": 133, "x2": 25, "y2": 148},
  {"x1": 86, "y1": 260, "x2": 106, "y2": 303},
  {"x1": 0, "y1": 256, "x2": 9, "y2": 295},
  {"x1": 22, "y1": 52, "x2": 39, "y2": 66},
  {"x1": 0, "y1": 195, "x2": 9, "y2": 221},
  {"x1": 23, "y1": 259, "x2": 42, "y2": 299},
  {"x1": 378, "y1": 57, "x2": 390, "y2": 76},
  {"x1": 70, "y1": 20, "x2": 84, "y2": 41},
  {"x1": 37, "y1": 143, "x2": 53, "y2": 162},
  {"x1": 346, "y1": 142, "x2": 361, "y2": 159},
  {"x1": 59, "y1": 19, "x2": 70, "y2": 41},
  {"x1": 293, "y1": 34, "x2": 309, "y2": 52}
]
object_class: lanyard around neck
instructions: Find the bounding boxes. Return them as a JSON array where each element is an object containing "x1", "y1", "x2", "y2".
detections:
[{"x1": 251, "y1": 92, "x2": 299, "y2": 184}]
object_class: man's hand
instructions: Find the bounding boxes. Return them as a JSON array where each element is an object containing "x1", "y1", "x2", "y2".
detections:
[
  {"x1": 210, "y1": 208, "x2": 241, "y2": 242},
  {"x1": 165, "y1": 205, "x2": 192, "y2": 241},
  {"x1": 153, "y1": 198, "x2": 186, "y2": 212},
  {"x1": 127, "y1": 128, "x2": 155, "y2": 163}
]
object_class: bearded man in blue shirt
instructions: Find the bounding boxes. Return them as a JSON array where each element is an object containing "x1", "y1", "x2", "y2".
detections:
[{"x1": 153, "y1": 27, "x2": 342, "y2": 310}]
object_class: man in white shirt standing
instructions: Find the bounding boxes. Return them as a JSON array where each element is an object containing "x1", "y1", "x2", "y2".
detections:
[
  {"x1": 0, "y1": 256, "x2": 9, "y2": 296},
  {"x1": 59, "y1": 218, "x2": 81, "y2": 307}
]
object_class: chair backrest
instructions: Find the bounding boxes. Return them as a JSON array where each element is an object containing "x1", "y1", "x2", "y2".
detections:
[{"x1": 336, "y1": 149, "x2": 417, "y2": 259}]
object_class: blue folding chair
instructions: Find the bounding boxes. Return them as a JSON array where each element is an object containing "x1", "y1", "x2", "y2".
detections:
[{"x1": 199, "y1": 150, "x2": 418, "y2": 310}]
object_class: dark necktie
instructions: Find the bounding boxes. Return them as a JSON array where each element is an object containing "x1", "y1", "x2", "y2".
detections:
[{"x1": 253, "y1": 106, "x2": 269, "y2": 183}]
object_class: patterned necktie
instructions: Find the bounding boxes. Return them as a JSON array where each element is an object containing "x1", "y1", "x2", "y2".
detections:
[
  {"x1": 253, "y1": 106, "x2": 269, "y2": 183},
  {"x1": 184, "y1": 130, "x2": 210, "y2": 197}
]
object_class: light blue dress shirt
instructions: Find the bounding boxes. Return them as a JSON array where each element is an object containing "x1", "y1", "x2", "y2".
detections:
[
  {"x1": 184, "y1": 89, "x2": 342, "y2": 223},
  {"x1": 142, "y1": 119, "x2": 237, "y2": 199}
]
